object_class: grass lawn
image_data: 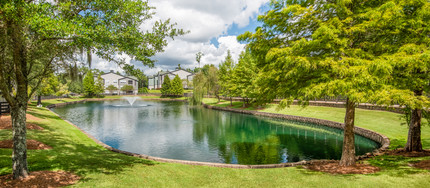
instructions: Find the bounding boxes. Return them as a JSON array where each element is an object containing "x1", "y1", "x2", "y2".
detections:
[{"x1": 0, "y1": 97, "x2": 429, "y2": 187}]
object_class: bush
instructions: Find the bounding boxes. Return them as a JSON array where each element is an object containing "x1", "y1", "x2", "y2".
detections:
[{"x1": 138, "y1": 87, "x2": 149, "y2": 94}]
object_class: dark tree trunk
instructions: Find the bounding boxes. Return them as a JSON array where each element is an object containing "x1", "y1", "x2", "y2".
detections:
[
  {"x1": 405, "y1": 90, "x2": 423, "y2": 152},
  {"x1": 230, "y1": 97, "x2": 232, "y2": 106},
  {"x1": 37, "y1": 95, "x2": 42, "y2": 106},
  {"x1": 242, "y1": 98, "x2": 245, "y2": 108},
  {"x1": 339, "y1": 98, "x2": 356, "y2": 166}
]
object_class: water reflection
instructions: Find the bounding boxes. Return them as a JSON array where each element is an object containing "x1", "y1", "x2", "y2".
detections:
[{"x1": 52, "y1": 101, "x2": 380, "y2": 165}]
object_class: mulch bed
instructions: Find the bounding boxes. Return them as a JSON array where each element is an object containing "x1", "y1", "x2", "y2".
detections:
[
  {"x1": 304, "y1": 161, "x2": 380, "y2": 174},
  {"x1": 0, "y1": 171, "x2": 80, "y2": 188},
  {"x1": 410, "y1": 160, "x2": 430, "y2": 170},
  {"x1": 385, "y1": 149, "x2": 430, "y2": 157},
  {"x1": 0, "y1": 114, "x2": 44, "y2": 130},
  {"x1": 0, "y1": 140, "x2": 52, "y2": 150}
]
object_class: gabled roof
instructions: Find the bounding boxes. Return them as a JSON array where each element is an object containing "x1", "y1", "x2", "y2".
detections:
[
  {"x1": 99, "y1": 72, "x2": 138, "y2": 81},
  {"x1": 170, "y1": 69, "x2": 194, "y2": 75}
]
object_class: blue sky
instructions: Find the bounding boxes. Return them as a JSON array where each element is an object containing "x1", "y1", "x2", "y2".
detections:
[{"x1": 91, "y1": 0, "x2": 270, "y2": 76}]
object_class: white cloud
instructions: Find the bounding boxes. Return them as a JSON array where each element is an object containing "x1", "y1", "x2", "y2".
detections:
[{"x1": 91, "y1": 0, "x2": 269, "y2": 76}]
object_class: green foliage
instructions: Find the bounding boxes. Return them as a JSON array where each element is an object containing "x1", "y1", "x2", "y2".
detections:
[
  {"x1": 171, "y1": 75, "x2": 184, "y2": 96},
  {"x1": 94, "y1": 75, "x2": 105, "y2": 96},
  {"x1": 37, "y1": 74, "x2": 59, "y2": 96},
  {"x1": 121, "y1": 85, "x2": 134, "y2": 92},
  {"x1": 231, "y1": 51, "x2": 259, "y2": 106},
  {"x1": 83, "y1": 71, "x2": 95, "y2": 97},
  {"x1": 106, "y1": 85, "x2": 118, "y2": 94},
  {"x1": 55, "y1": 83, "x2": 70, "y2": 96},
  {"x1": 68, "y1": 81, "x2": 83, "y2": 94},
  {"x1": 160, "y1": 76, "x2": 172, "y2": 96},
  {"x1": 189, "y1": 72, "x2": 206, "y2": 105},
  {"x1": 138, "y1": 87, "x2": 149, "y2": 94},
  {"x1": 218, "y1": 50, "x2": 235, "y2": 99}
]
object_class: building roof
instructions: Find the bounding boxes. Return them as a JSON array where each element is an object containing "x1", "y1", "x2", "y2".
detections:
[{"x1": 99, "y1": 72, "x2": 138, "y2": 81}]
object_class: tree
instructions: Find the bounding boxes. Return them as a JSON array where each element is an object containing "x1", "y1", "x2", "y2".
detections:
[
  {"x1": 196, "y1": 52, "x2": 204, "y2": 68},
  {"x1": 68, "y1": 81, "x2": 83, "y2": 94},
  {"x1": 83, "y1": 71, "x2": 96, "y2": 97},
  {"x1": 35, "y1": 74, "x2": 59, "y2": 106},
  {"x1": 362, "y1": 1, "x2": 430, "y2": 152},
  {"x1": 0, "y1": 0, "x2": 184, "y2": 179},
  {"x1": 121, "y1": 85, "x2": 134, "y2": 93},
  {"x1": 239, "y1": 0, "x2": 392, "y2": 166},
  {"x1": 94, "y1": 75, "x2": 105, "y2": 97},
  {"x1": 218, "y1": 50, "x2": 235, "y2": 105},
  {"x1": 106, "y1": 85, "x2": 118, "y2": 95},
  {"x1": 231, "y1": 50, "x2": 259, "y2": 107},
  {"x1": 189, "y1": 72, "x2": 206, "y2": 105},
  {"x1": 171, "y1": 75, "x2": 184, "y2": 96},
  {"x1": 160, "y1": 76, "x2": 172, "y2": 96}
]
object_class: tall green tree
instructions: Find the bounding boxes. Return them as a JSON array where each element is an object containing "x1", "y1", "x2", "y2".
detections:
[
  {"x1": 171, "y1": 75, "x2": 184, "y2": 96},
  {"x1": 160, "y1": 76, "x2": 172, "y2": 96},
  {"x1": 239, "y1": 0, "x2": 392, "y2": 166},
  {"x1": 0, "y1": 0, "x2": 184, "y2": 179},
  {"x1": 218, "y1": 50, "x2": 235, "y2": 105},
  {"x1": 83, "y1": 71, "x2": 95, "y2": 97},
  {"x1": 94, "y1": 74, "x2": 105, "y2": 97},
  {"x1": 231, "y1": 50, "x2": 259, "y2": 107},
  {"x1": 364, "y1": 1, "x2": 430, "y2": 152},
  {"x1": 189, "y1": 72, "x2": 206, "y2": 105}
]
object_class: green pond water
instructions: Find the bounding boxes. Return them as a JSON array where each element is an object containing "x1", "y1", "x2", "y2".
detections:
[{"x1": 52, "y1": 100, "x2": 380, "y2": 165}]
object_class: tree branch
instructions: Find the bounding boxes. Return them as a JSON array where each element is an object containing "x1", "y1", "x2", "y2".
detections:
[{"x1": 28, "y1": 55, "x2": 57, "y2": 99}]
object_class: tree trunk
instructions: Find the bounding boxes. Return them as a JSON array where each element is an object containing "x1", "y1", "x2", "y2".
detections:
[
  {"x1": 230, "y1": 97, "x2": 232, "y2": 106},
  {"x1": 339, "y1": 98, "x2": 356, "y2": 166},
  {"x1": 405, "y1": 90, "x2": 423, "y2": 152},
  {"x1": 11, "y1": 103, "x2": 29, "y2": 179},
  {"x1": 37, "y1": 95, "x2": 42, "y2": 106},
  {"x1": 242, "y1": 98, "x2": 246, "y2": 108}
]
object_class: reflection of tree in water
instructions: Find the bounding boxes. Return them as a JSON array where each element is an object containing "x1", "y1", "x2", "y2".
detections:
[{"x1": 189, "y1": 106, "x2": 379, "y2": 164}]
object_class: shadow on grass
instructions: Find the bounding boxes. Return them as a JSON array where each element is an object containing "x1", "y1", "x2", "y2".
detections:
[
  {"x1": 367, "y1": 154, "x2": 430, "y2": 177},
  {"x1": 0, "y1": 136, "x2": 156, "y2": 180},
  {"x1": 0, "y1": 108, "x2": 158, "y2": 180}
]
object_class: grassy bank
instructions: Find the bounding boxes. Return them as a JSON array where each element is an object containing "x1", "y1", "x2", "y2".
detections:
[{"x1": 0, "y1": 97, "x2": 429, "y2": 187}]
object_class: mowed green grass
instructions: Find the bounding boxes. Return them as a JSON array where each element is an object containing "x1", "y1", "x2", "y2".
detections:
[{"x1": 0, "y1": 98, "x2": 428, "y2": 187}]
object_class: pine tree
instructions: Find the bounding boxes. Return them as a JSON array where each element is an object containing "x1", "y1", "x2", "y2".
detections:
[
  {"x1": 231, "y1": 50, "x2": 259, "y2": 107},
  {"x1": 218, "y1": 50, "x2": 235, "y2": 105},
  {"x1": 83, "y1": 71, "x2": 95, "y2": 97},
  {"x1": 160, "y1": 75, "x2": 172, "y2": 96},
  {"x1": 171, "y1": 75, "x2": 184, "y2": 96}
]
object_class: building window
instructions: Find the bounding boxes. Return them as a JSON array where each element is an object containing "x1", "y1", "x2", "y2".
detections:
[
  {"x1": 120, "y1": 81, "x2": 126, "y2": 83},
  {"x1": 113, "y1": 81, "x2": 117, "y2": 83},
  {"x1": 128, "y1": 80, "x2": 133, "y2": 85}
]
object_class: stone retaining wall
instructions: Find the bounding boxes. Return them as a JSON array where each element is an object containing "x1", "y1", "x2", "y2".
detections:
[{"x1": 47, "y1": 99, "x2": 390, "y2": 169}]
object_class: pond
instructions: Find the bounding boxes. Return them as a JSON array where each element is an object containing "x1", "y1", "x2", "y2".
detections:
[{"x1": 51, "y1": 100, "x2": 380, "y2": 165}]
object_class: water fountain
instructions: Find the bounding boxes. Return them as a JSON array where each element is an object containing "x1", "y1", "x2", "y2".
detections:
[{"x1": 122, "y1": 96, "x2": 140, "y2": 106}]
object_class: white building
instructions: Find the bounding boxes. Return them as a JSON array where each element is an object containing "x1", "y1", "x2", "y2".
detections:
[
  {"x1": 98, "y1": 71, "x2": 138, "y2": 95},
  {"x1": 148, "y1": 69, "x2": 194, "y2": 90}
]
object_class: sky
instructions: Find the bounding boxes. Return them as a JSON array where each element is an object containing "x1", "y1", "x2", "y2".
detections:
[{"x1": 91, "y1": 0, "x2": 270, "y2": 76}]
